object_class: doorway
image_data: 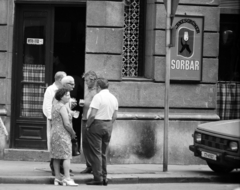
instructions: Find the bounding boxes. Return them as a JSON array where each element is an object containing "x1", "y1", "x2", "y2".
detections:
[
  {"x1": 54, "y1": 6, "x2": 86, "y2": 148},
  {"x1": 11, "y1": 4, "x2": 86, "y2": 149},
  {"x1": 53, "y1": 6, "x2": 86, "y2": 79}
]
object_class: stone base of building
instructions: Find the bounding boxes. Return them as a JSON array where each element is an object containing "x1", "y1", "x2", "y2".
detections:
[{"x1": 3, "y1": 118, "x2": 214, "y2": 165}]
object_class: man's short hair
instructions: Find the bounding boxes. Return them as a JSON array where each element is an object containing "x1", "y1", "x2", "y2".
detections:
[
  {"x1": 97, "y1": 78, "x2": 109, "y2": 89},
  {"x1": 61, "y1": 76, "x2": 75, "y2": 86},
  {"x1": 55, "y1": 88, "x2": 69, "y2": 101},
  {"x1": 82, "y1": 70, "x2": 97, "y2": 80},
  {"x1": 55, "y1": 71, "x2": 66, "y2": 81}
]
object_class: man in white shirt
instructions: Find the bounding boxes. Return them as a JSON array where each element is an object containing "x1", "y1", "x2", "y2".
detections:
[
  {"x1": 42, "y1": 71, "x2": 66, "y2": 176},
  {"x1": 86, "y1": 78, "x2": 118, "y2": 186},
  {"x1": 43, "y1": 71, "x2": 66, "y2": 149}
]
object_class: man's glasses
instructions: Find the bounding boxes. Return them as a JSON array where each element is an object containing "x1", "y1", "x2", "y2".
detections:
[{"x1": 67, "y1": 83, "x2": 75, "y2": 86}]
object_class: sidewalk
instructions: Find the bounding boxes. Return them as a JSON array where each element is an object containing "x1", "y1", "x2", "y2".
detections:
[{"x1": 0, "y1": 160, "x2": 239, "y2": 184}]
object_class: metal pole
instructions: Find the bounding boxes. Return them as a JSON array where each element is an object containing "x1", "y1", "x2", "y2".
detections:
[{"x1": 163, "y1": 0, "x2": 171, "y2": 172}]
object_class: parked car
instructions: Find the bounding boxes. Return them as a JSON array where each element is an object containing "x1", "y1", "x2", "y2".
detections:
[{"x1": 189, "y1": 119, "x2": 240, "y2": 173}]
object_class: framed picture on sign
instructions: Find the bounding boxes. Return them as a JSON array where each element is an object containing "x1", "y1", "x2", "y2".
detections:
[{"x1": 170, "y1": 15, "x2": 204, "y2": 81}]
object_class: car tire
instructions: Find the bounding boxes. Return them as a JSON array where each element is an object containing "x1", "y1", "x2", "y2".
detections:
[{"x1": 207, "y1": 161, "x2": 234, "y2": 173}]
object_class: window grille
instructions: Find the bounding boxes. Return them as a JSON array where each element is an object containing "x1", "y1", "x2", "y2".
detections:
[{"x1": 122, "y1": 0, "x2": 141, "y2": 77}]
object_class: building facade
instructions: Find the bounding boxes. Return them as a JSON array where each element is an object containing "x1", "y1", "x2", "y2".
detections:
[{"x1": 0, "y1": 0, "x2": 239, "y2": 164}]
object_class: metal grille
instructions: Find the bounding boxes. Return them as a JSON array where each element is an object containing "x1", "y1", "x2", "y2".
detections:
[
  {"x1": 202, "y1": 134, "x2": 228, "y2": 150},
  {"x1": 122, "y1": 0, "x2": 140, "y2": 77}
]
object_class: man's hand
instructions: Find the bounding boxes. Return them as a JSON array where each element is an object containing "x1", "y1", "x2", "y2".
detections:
[
  {"x1": 70, "y1": 98, "x2": 77, "y2": 109},
  {"x1": 86, "y1": 124, "x2": 90, "y2": 131},
  {"x1": 79, "y1": 99, "x2": 85, "y2": 107}
]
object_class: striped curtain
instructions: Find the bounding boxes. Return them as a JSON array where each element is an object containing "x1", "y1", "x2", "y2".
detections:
[
  {"x1": 220, "y1": 0, "x2": 240, "y2": 13},
  {"x1": 217, "y1": 82, "x2": 240, "y2": 120},
  {"x1": 220, "y1": 0, "x2": 240, "y2": 9},
  {"x1": 21, "y1": 64, "x2": 45, "y2": 118}
]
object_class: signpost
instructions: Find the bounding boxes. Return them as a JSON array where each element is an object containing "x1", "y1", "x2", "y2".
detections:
[{"x1": 163, "y1": 0, "x2": 179, "y2": 172}]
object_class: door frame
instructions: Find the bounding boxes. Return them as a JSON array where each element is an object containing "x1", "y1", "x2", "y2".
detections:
[
  {"x1": 11, "y1": 2, "x2": 87, "y2": 149},
  {"x1": 11, "y1": 4, "x2": 54, "y2": 149}
]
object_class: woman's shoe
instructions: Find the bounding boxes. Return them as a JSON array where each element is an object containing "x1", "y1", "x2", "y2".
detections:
[
  {"x1": 62, "y1": 178, "x2": 78, "y2": 186},
  {"x1": 54, "y1": 178, "x2": 62, "y2": 186}
]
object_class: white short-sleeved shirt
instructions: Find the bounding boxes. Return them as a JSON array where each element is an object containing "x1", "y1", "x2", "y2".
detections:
[
  {"x1": 42, "y1": 83, "x2": 58, "y2": 120},
  {"x1": 88, "y1": 89, "x2": 118, "y2": 120}
]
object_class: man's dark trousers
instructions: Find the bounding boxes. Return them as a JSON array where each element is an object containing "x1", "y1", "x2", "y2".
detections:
[
  {"x1": 87, "y1": 120, "x2": 112, "y2": 181},
  {"x1": 82, "y1": 120, "x2": 92, "y2": 170}
]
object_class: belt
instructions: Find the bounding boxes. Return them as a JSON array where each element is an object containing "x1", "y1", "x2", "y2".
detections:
[{"x1": 95, "y1": 119, "x2": 111, "y2": 122}]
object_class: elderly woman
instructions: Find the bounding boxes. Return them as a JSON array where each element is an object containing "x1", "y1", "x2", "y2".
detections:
[{"x1": 50, "y1": 88, "x2": 78, "y2": 186}]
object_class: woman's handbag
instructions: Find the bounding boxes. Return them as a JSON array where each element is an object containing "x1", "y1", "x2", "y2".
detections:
[{"x1": 72, "y1": 138, "x2": 80, "y2": 156}]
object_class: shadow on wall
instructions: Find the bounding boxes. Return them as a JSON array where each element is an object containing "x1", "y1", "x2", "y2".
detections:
[
  {"x1": 108, "y1": 120, "x2": 206, "y2": 165},
  {"x1": 108, "y1": 120, "x2": 159, "y2": 164}
]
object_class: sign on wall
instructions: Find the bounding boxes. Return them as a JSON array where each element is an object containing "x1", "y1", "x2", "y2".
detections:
[
  {"x1": 170, "y1": 15, "x2": 204, "y2": 81},
  {"x1": 27, "y1": 38, "x2": 44, "y2": 45}
]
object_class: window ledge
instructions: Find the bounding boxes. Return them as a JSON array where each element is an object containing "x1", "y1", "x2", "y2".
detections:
[
  {"x1": 117, "y1": 112, "x2": 220, "y2": 121},
  {"x1": 122, "y1": 77, "x2": 153, "y2": 82}
]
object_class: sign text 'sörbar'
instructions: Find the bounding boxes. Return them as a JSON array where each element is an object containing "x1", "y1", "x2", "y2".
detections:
[{"x1": 171, "y1": 59, "x2": 200, "y2": 70}]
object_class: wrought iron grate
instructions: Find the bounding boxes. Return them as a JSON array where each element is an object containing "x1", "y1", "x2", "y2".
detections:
[{"x1": 122, "y1": 0, "x2": 140, "y2": 77}]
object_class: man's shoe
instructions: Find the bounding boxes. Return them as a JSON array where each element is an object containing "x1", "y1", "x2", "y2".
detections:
[
  {"x1": 103, "y1": 179, "x2": 108, "y2": 186},
  {"x1": 86, "y1": 180, "x2": 103, "y2": 185},
  {"x1": 80, "y1": 168, "x2": 92, "y2": 174}
]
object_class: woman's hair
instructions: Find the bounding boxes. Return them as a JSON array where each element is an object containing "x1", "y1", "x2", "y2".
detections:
[{"x1": 55, "y1": 88, "x2": 69, "y2": 101}]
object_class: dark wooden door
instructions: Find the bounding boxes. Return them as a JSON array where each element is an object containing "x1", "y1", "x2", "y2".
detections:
[{"x1": 12, "y1": 5, "x2": 53, "y2": 149}]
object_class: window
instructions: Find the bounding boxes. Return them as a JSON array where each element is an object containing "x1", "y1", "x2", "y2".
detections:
[
  {"x1": 122, "y1": 0, "x2": 145, "y2": 77},
  {"x1": 218, "y1": 14, "x2": 239, "y2": 82},
  {"x1": 217, "y1": 13, "x2": 240, "y2": 120}
]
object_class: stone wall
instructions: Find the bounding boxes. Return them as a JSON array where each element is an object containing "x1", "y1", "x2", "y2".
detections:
[
  {"x1": 0, "y1": 0, "x2": 14, "y2": 158},
  {"x1": 85, "y1": 0, "x2": 220, "y2": 164},
  {"x1": 0, "y1": 0, "x2": 220, "y2": 164}
]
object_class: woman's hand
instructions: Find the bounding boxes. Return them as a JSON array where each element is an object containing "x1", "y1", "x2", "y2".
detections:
[
  {"x1": 70, "y1": 110, "x2": 75, "y2": 117},
  {"x1": 71, "y1": 131, "x2": 77, "y2": 139}
]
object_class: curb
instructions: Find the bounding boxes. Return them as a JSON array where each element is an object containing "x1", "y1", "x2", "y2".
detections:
[
  {"x1": 1, "y1": 176, "x2": 239, "y2": 184},
  {"x1": 0, "y1": 177, "x2": 52, "y2": 184}
]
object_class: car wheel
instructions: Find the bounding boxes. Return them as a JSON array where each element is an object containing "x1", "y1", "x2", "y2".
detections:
[{"x1": 207, "y1": 162, "x2": 234, "y2": 173}]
